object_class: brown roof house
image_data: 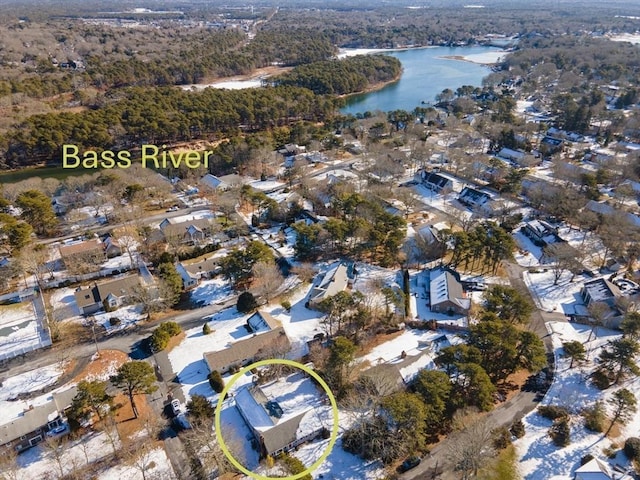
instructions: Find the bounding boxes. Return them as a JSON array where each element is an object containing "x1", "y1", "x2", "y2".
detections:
[
  {"x1": 429, "y1": 268, "x2": 471, "y2": 315},
  {"x1": 74, "y1": 274, "x2": 142, "y2": 315},
  {"x1": 234, "y1": 372, "x2": 327, "y2": 457},
  {"x1": 0, "y1": 386, "x2": 76, "y2": 452},
  {"x1": 204, "y1": 327, "x2": 290, "y2": 375},
  {"x1": 58, "y1": 238, "x2": 105, "y2": 270},
  {"x1": 159, "y1": 218, "x2": 213, "y2": 245}
]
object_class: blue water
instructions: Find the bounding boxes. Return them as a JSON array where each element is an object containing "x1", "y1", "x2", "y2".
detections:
[{"x1": 340, "y1": 46, "x2": 498, "y2": 115}]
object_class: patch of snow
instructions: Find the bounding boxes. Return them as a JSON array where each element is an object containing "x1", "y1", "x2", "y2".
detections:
[
  {"x1": 190, "y1": 277, "x2": 234, "y2": 306},
  {"x1": 97, "y1": 446, "x2": 175, "y2": 480}
]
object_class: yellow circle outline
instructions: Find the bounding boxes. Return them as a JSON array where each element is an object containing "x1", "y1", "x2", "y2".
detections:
[{"x1": 214, "y1": 358, "x2": 339, "y2": 480}]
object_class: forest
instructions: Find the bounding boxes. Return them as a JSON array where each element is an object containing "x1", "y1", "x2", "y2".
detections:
[{"x1": 272, "y1": 55, "x2": 401, "y2": 95}]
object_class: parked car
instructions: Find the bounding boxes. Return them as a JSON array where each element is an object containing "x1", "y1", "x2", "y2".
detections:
[
  {"x1": 170, "y1": 399, "x2": 182, "y2": 416},
  {"x1": 46, "y1": 424, "x2": 68, "y2": 437},
  {"x1": 398, "y1": 456, "x2": 421, "y2": 473}
]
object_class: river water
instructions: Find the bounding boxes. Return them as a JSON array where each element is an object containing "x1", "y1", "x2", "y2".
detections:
[{"x1": 340, "y1": 45, "x2": 502, "y2": 115}]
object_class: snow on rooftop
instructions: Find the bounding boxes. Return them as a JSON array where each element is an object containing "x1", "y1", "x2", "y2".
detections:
[{"x1": 235, "y1": 386, "x2": 274, "y2": 429}]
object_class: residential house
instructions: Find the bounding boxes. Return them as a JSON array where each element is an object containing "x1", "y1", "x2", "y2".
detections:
[
  {"x1": 0, "y1": 386, "x2": 76, "y2": 452},
  {"x1": 277, "y1": 144, "x2": 306, "y2": 160},
  {"x1": 586, "y1": 200, "x2": 640, "y2": 228},
  {"x1": 176, "y1": 257, "x2": 221, "y2": 289},
  {"x1": 74, "y1": 274, "x2": 142, "y2": 315},
  {"x1": 308, "y1": 263, "x2": 354, "y2": 309},
  {"x1": 429, "y1": 268, "x2": 470, "y2": 315},
  {"x1": 521, "y1": 219, "x2": 561, "y2": 247},
  {"x1": 458, "y1": 186, "x2": 492, "y2": 211},
  {"x1": 102, "y1": 236, "x2": 123, "y2": 258},
  {"x1": 496, "y1": 147, "x2": 539, "y2": 167},
  {"x1": 203, "y1": 327, "x2": 291, "y2": 375},
  {"x1": 234, "y1": 373, "x2": 325, "y2": 457},
  {"x1": 159, "y1": 218, "x2": 213, "y2": 245},
  {"x1": 58, "y1": 239, "x2": 105, "y2": 269},
  {"x1": 574, "y1": 456, "x2": 632, "y2": 480},
  {"x1": 200, "y1": 174, "x2": 229, "y2": 191},
  {"x1": 415, "y1": 169, "x2": 454, "y2": 193},
  {"x1": 539, "y1": 135, "x2": 563, "y2": 155},
  {"x1": 581, "y1": 278, "x2": 623, "y2": 328}
]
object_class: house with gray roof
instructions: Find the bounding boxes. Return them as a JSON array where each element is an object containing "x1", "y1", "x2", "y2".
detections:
[
  {"x1": 581, "y1": 278, "x2": 624, "y2": 328},
  {"x1": 203, "y1": 327, "x2": 290, "y2": 375},
  {"x1": 429, "y1": 268, "x2": 470, "y2": 315},
  {"x1": 74, "y1": 274, "x2": 142, "y2": 315},
  {"x1": 415, "y1": 169, "x2": 453, "y2": 192},
  {"x1": 176, "y1": 257, "x2": 221, "y2": 289},
  {"x1": 0, "y1": 386, "x2": 76, "y2": 452},
  {"x1": 159, "y1": 217, "x2": 213, "y2": 245},
  {"x1": 200, "y1": 173, "x2": 229, "y2": 191},
  {"x1": 308, "y1": 263, "x2": 353, "y2": 310}
]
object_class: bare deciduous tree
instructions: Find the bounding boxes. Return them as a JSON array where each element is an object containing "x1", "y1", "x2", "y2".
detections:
[
  {"x1": 251, "y1": 260, "x2": 284, "y2": 302},
  {"x1": 448, "y1": 408, "x2": 496, "y2": 480}
]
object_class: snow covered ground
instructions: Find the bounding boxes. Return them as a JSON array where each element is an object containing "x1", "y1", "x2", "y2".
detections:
[
  {"x1": 97, "y1": 446, "x2": 175, "y2": 480},
  {"x1": 516, "y1": 321, "x2": 640, "y2": 480},
  {"x1": 458, "y1": 50, "x2": 505, "y2": 64},
  {"x1": 17, "y1": 431, "x2": 120, "y2": 479},
  {"x1": 190, "y1": 277, "x2": 235, "y2": 306},
  {"x1": 412, "y1": 184, "x2": 472, "y2": 222},
  {"x1": 94, "y1": 305, "x2": 146, "y2": 334},
  {"x1": 523, "y1": 270, "x2": 585, "y2": 314},
  {"x1": 0, "y1": 301, "x2": 43, "y2": 360},
  {"x1": 50, "y1": 287, "x2": 82, "y2": 322},
  {"x1": 181, "y1": 79, "x2": 263, "y2": 90}
]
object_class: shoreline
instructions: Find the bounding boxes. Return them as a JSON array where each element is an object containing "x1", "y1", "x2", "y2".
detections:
[
  {"x1": 438, "y1": 50, "x2": 505, "y2": 65},
  {"x1": 339, "y1": 71, "x2": 403, "y2": 99}
]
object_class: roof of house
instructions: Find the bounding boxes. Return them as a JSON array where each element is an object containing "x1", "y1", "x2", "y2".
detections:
[
  {"x1": 234, "y1": 373, "x2": 323, "y2": 455},
  {"x1": 181, "y1": 257, "x2": 220, "y2": 277},
  {"x1": 74, "y1": 275, "x2": 141, "y2": 309},
  {"x1": 0, "y1": 386, "x2": 77, "y2": 445},
  {"x1": 583, "y1": 278, "x2": 622, "y2": 303},
  {"x1": 58, "y1": 239, "x2": 103, "y2": 258},
  {"x1": 160, "y1": 218, "x2": 213, "y2": 239},
  {"x1": 261, "y1": 411, "x2": 308, "y2": 455},
  {"x1": 247, "y1": 311, "x2": 280, "y2": 332},
  {"x1": 200, "y1": 174, "x2": 228, "y2": 190},
  {"x1": 419, "y1": 170, "x2": 451, "y2": 189},
  {"x1": 497, "y1": 147, "x2": 526, "y2": 160},
  {"x1": 203, "y1": 327, "x2": 290, "y2": 372},
  {"x1": 309, "y1": 263, "x2": 350, "y2": 304},
  {"x1": 574, "y1": 457, "x2": 613, "y2": 479},
  {"x1": 95, "y1": 275, "x2": 141, "y2": 301},
  {"x1": 430, "y1": 268, "x2": 470, "y2": 310},
  {"x1": 458, "y1": 186, "x2": 491, "y2": 206}
]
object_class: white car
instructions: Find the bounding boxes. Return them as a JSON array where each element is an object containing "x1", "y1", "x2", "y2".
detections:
[{"x1": 170, "y1": 399, "x2": 182, "y2": 416}]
